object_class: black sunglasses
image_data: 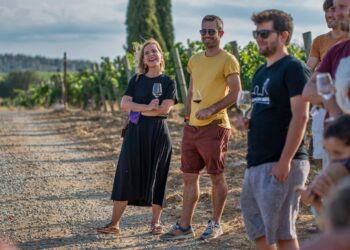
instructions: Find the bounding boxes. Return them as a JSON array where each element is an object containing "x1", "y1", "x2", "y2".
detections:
[
  {"x1": 252, "y1": 29, "x2": 278, "y2": 39},
  {"x1": 199, "y1": 29, "x2": 217, "y2": 36}
]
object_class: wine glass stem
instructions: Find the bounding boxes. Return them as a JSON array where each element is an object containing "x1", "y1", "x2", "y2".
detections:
[{"x1": 242, "y1": 111, "x2": 246, "y2": 117}]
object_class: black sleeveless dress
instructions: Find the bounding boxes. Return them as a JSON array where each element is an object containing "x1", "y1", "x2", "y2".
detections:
[{"x1": 111, "y1": 74, "x2": 177, "y2": 206}]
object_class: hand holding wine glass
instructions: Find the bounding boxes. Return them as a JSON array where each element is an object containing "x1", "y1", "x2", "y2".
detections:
[
  {"x1": 152, "y1": 82, "x2": 162, "y2": 99},
  {"x1": 237, "y1": 90, "x2": 251, "y2": 117},
  {"x1": 316, "y1": 73, "x2": 334, "y2": 100}
]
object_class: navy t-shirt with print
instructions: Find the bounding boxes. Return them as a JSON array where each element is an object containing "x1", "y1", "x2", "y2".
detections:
[{"x1": 247, "y1": 55, "x2": 310, "y2": 168}]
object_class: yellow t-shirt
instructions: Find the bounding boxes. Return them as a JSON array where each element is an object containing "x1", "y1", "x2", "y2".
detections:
[
  {"x1": 187, "y1": 50, "x2": 240, "y2": 129},
  {"x1": 310, "y1": 32, "x2": 348, "y2": 61}
]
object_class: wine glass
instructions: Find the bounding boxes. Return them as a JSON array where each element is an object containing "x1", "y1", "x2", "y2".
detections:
[
  {"x1": 152, "y1": 82, "x2": 162, "y2": 99},
  {"x1": 237, "y1": 90, "x2": 251, "y2": 117},
  {"x1": 316, "y1": 73, "x2": 334, "y2": 100},
  {"x1": 193, "y1": 90, "x2": 202, "y2": 103}
]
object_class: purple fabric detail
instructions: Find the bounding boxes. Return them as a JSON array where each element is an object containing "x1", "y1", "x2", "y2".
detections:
[{"x1": 129, "y1": 111, "x2": 140, "y2": 124}]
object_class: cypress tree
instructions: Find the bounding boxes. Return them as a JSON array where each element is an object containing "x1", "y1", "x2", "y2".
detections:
[
  {"x1": 155, "y1": 0, "x2": 174, "y2": 51},
  {"x1": 126, "y1": 0, "x2": 166, "y2": 52}
]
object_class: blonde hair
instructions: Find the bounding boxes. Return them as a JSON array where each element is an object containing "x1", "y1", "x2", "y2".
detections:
[{"x1": 135, "y1": 39, "x2": 165, "y2": 76}]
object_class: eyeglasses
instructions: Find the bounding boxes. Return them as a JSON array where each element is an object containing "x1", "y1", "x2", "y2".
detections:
[
  {"x1": 199, "y1": 29, "x2": 217, "y2": 36},
  {"x1": 252, "y1": 29, "x2": 278, "y2": 39}
]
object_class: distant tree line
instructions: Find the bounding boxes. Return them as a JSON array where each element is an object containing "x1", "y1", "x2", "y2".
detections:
[
  {"x1": 0, "y1": 54, "x2": 94, "y2": 73},
  {"x1": 0, "y1": 41, "x2": 307, "y2": 108}
]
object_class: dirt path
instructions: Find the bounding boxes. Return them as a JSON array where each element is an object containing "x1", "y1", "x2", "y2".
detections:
[{"x1": 0, "y1": 110, "x2": 315, "y2": 249}]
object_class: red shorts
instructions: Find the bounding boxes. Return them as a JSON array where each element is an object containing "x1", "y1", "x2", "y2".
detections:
[{"x1": 181, "y1": 124, "x2": 231, "y2": 174}]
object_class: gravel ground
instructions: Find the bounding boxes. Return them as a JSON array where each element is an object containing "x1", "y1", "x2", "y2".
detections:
[{"x1": 0, "y1": 110, "x2": 315, "y2": 249}]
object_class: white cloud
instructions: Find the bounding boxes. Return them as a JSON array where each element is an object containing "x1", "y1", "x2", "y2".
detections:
[
  {"x1": 0, "y1": 0, "x2": 329, "y2": 61},
  {"x1": 0, "y1": 0, "x2": 126, "y2": 30},
  {"x1": 174, "y1": 0, "x2": 322, "y2": 10}
]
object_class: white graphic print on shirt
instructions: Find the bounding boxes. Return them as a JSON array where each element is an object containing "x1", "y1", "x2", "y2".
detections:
[{"x1": 252, "y1": 78, "x2": 270, "y2": 105}]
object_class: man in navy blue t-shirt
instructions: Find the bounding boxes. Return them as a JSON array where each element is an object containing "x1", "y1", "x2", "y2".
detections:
[{"x1": 235, "y1": 9, "x2": 311, "y2": 250}]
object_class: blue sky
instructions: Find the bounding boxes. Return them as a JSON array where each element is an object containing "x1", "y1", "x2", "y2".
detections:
[{"x1": 0, "y1": 0, "x2": 327, "y2": 62}]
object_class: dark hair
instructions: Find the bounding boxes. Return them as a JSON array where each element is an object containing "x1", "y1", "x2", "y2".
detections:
[
  {"x1": 323, "y1": 0, "x2": 334, "y2": 11},
  {"x1": 251, "y1": 9, "x2": 294, "y2": 45},
  {"x1": 324, "y1": 115, "x2": 350, "y2": 146},
  {"x1": 202, "y1": 15, "x2": 224, "y2": 31}
]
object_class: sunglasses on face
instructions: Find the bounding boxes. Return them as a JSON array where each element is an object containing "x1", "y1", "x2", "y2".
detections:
[
  {"x1": 252, "y1": 29, "x2": 278, "y2": 39},
  {"x1": 199, "y1": 29, "x2": 217, "y2": 36}
]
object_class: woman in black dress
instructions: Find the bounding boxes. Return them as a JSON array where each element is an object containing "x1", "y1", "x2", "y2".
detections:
[{"x1": 97, "y1": 39, "x2": 177, "y2": 234}]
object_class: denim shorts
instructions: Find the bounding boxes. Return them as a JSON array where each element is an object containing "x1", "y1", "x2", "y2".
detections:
[{"x1": 240, "y1": 160, "x2": 310, "y2": 245}]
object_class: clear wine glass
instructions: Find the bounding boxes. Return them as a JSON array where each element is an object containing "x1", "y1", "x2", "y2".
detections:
[
  {"x1": 237, "y1": 90, "x2": 251, "y2": 117},
  {"x1": 152, "y1": 82, "x2": 162, "y2": 99},
  {"x1": 316, "y1": 73, "x2": 334, "y2": 100},
  {"x1": 193, "y1": 90, "x2": 202, "y2": 103}
]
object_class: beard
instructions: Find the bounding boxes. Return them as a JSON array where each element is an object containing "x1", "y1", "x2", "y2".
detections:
[
  {"x1": 202, "y1": 38, "x2": 218, "y2": 49},
  {"x1": 259, "y1": 39, "x2": 279, "y2": 57},
  {"x1": 327, "y1": 19, "x2": 338, "y2": 29}
]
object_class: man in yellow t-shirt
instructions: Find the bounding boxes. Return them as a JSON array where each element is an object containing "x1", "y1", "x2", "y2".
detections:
[
  {"x1": 161, "y1": 15, "x2": 241, "y2": 241},
  {"x1": 187, "y1": 50, "x2": 240, "y2": 128}
]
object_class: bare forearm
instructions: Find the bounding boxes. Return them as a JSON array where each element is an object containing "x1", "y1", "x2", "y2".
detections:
[
  {"x1": 205, "y1": 73, "x2": 241, "y2": 115},
  {"x1": 207, "y1": 91, "x2": 237, "y2": 115},
  {"x1": 279, "y1": 115, "x2": 308, "y2": 163},
  {"x1": 306, "y1": 56, "x2": 319, "y2": 72},
  {"x1": 302, "y1": 82, "x2": 323, "y2": 105},
  {"x1": 142, "y1": 109, "x2": 169, "y2": 116},
  {"x1": 323, "y1": 97, "x2": 343, "y2": 117},
  {"x1": 121, "y1": 100, "x2": 150, "y2": 112},
  {"x1": 142, "y1": 100, "x2": 174, "y2": 116},
  {"x1": 302, "y1": 72, "x2": 323, "y2": 105}
]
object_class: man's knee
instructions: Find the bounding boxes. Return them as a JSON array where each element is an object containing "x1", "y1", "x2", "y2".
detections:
[
  {"x1": 210, "y1": 173, "x2": 227, "y2": 187},
  {"x1": 183, "y1": 173, "x2": 199, "y2": 186}
]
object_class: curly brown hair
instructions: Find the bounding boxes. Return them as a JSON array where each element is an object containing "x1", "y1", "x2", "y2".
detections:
[{"x1": 251, "y1": 9, "x2": 293, "y2": 45}]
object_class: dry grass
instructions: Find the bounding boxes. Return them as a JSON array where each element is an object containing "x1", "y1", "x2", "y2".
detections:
[{"x1": 53, "y1": 107, "x2": 319, "y2": 248}]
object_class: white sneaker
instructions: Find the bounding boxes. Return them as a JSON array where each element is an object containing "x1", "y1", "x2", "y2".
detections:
[
  {"x1": 160, "y1": 222, "x2": 195, "y2": 240},
  {"x1": 200, "y1": 220, "x2": 223, "y2": 240}
]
